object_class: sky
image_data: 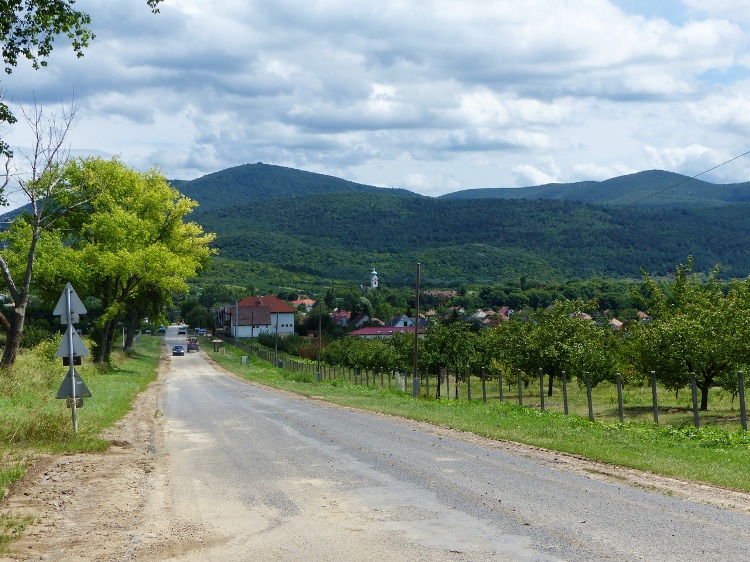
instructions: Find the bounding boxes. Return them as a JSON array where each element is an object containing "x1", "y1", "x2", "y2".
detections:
[{"x1": 4, "y1": 0, "x2": 750, "y2": 206}]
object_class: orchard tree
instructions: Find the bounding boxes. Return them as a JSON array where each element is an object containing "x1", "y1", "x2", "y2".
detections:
[
  {"x1": 39, "y1": 157, "x2": 215, "y2": 363},
  {"x1": 628, "y1": 258, "x2": 750, "y2": 410},
  {"x1": 421, "y1": 320, "x2": 475, "y2": 397},
  {"x1": 529, "y1": 299, "x2": 616, "y2": 395}
]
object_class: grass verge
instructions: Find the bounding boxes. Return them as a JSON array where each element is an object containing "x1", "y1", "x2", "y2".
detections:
[
  {"x1": 0, "y1": 335, "x2": 162, "y2": 553},
  {"x1": 209, "y1": 343, "x2": 750, "y2": 493}
]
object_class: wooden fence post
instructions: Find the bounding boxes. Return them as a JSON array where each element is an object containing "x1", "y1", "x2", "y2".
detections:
[
  {"x1": 690, "y1": 372, "x2": 700, "y2": 429},
  {"x1": 481, "y1": 367, "x2": 487, "y2": 403},
  {"x1": 517, "y1": 369, "x2": 523, "y2": 406},
  {"x1": 585, "y1": 372, "x2": 594, "y2": 422},
  {"x1": 650, "y1": 370, "x2": 659, "y2": 425},
  {"x1": 616, "y1": 372, "x2": 624, "y2": 423},
  {"x1": 739, "y1": 371, "x2": 747, "y2": 432},
  {"x1": 539, "y1": 367, "x2": 545, "y2": 412}
]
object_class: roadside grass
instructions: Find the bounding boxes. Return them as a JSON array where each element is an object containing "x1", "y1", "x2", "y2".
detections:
[
  {"x1": 0, "y1": 335, "x2": 162, "y2": 553},
  {"x1": 208, "y1": 343, "x2": 750, "y2": 493}
]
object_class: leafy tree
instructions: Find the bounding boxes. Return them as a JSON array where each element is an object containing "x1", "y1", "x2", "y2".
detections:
[
  {"x1": 38, "y1": 157, "x2": 215, "y2": 362},
  {"x1": 627, "y1": 258, "x2": 750, "y2": 410},
  {"x1": 198, "y1": 284, "x2": 245, "y2": 308},
  {"x1": 351, "y1": 296, "x2": 372, "y2": 319},
  {"x1": 304, "y1": 308, "x2": 333, "y2": 333},
  {"x1": 0, "y1": 103, "x2": 99, "y2": 367},
  {"x1": 529, "y1": 299, "x2": 616, "y2": 394},
  {"x1": 421, "y1": 320, "x2": 475, "y2": 396}
]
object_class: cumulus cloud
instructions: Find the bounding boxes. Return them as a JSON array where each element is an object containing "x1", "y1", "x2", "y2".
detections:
[
  {"x1": 512, "y1": 164, "x2": 559, "y2": 187},
  {"x1": 2, "y1": 0, "x2": 750, "y2": 197}
]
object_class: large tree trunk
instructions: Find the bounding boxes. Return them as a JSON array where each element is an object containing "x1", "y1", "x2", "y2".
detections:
[
  {"x1": 700, "y1": 384, "x2": 709, "y2": 412},
  {"x1": 1, "y1": 305, "x2": 26, "y2": 368},
  {"x1": 124, "y1": 311, "x2": 139, "y2": 353},
  {"x1": 94, "y1": 318, "x2": 118, "y2": 364},
  {"x1": 699, "y1": 374, "x2": 713, "y2": 411}
]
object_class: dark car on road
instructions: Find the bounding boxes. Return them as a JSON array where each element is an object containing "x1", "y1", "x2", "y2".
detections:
[{"x1": 172, "y1": 345, "x2": 185, "y2": 356}]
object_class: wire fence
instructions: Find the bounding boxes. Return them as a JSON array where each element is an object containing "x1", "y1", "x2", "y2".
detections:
[{"x1": 214, "y1": 335, "x2": 748, "y2": 431}]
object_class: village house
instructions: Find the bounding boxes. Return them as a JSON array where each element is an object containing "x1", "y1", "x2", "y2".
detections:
[
  {"x1": 332, "y1": 310, "x2": 351, "y2": 326},
  {"x1": 217, "y1": 295, "x2": 296, "y2": 338},
  {"x1": 387, "y1": 313, "x2": 414, "y2": 327}
]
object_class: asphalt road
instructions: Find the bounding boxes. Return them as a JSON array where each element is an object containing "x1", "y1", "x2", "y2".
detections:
[{"x1": 160, "y1": 330, "x2": 750, "y2": 561}]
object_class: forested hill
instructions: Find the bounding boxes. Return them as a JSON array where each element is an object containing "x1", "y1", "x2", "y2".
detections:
[
  {"x1": 170, "y1": 162, "x2": 417, "y2": 212},
  {"x1": 439, "y1": 170, "x2": 750, "y2": 208},
  {"x1": 171, "y1": 165, "x2": 750, "y2": 211},
  {"x1": 192, "y1": 190, "x2": 750, "y2": 287},
  {"x1": 162, "y1": 163, "x2": 750, "y2": 287}
]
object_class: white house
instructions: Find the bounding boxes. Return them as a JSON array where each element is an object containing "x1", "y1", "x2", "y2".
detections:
[{"x1": 219, "y1": 295, "x2": 297, "y2": 338}]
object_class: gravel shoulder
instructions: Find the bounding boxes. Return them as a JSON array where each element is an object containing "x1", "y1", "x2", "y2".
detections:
[{"x1": 2, "y1": 349, "x2": 749, "y2": 561}]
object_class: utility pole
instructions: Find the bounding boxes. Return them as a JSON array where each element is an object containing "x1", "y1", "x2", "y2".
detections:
[
  {"x1": 413, "y1": 262, "x2": 421, "y2": 398},
  {"x1": 317, "y1": 297, "x2": 322, "y2": 381}
]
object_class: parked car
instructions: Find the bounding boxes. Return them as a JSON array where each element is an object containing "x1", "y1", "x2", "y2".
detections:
[{"x1": 172, "y1": 345, "x2": 185, "y2": 356}]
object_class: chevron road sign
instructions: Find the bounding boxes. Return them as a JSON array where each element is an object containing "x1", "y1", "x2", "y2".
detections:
[{"x1": 53, "y1": 283, "x2": 90, "y2": 433}]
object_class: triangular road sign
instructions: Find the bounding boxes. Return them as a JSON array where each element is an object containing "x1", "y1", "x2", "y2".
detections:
[
  {"x1": 55, "y1": 325, "x2": 90, "y2": 358},
  {"x1": 56, "y1": 368, "x2": 92, "y2": 399},
  {"x1": 53, "y1": 282, "x2": 87, "y2": 316}
]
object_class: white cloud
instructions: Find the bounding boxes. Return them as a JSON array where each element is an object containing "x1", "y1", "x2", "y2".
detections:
[
  {"x1": 572, "y1": 163, "x2": 635, "y2": 181},
  {"x1": 2, "y1": 0, "x2": 750, "y2": 199},
  {"x1": 512, "y1": 164, "x2": 559, "y2": 187},
  {"x1": 643, "y1": 144, "x2": 719, "y2": 173}
]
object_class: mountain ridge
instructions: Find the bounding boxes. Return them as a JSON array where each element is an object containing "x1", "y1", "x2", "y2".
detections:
[{"x1": 171, "y1": 164, "x2": 750, "y2": 209}]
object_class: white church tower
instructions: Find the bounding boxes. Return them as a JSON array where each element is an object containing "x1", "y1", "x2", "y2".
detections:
[{"x1": 370, "y1": 269, "x2": 379, "y2": 290}]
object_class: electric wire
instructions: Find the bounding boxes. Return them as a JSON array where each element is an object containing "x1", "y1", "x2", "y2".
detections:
[{"x1": 628, "y1": 148, "x2": 750, "y2": 206}]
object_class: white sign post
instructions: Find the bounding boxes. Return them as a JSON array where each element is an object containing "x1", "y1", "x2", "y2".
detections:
[{"x1": 53, "y1": 283, "x2": 89, "y2": 434}]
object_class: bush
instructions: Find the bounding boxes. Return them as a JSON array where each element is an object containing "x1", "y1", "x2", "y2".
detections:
[{"x1": 21, "y1": 322, "x2": 56, "y2": 349}]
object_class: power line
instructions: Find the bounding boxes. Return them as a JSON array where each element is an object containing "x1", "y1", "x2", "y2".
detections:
[{"x1": 628, "y1": 148, "x2": 750, "y2": 206}]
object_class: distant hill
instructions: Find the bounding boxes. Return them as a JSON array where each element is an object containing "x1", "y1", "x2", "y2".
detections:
[
  {"x1": 439, "y1": 170, "x2": 750, "y2": 208},
  {"x1": 192, "y1": 189, "x2": 750, "y2": 287},
  {"x1": 171, "y1": 162, "x2": 418, "y2": 212}
]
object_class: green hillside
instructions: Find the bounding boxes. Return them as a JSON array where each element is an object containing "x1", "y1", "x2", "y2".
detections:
[
  {"x1": 6, "y1": 163, "x2": 749, "y2": 291},
  {"x1": 192, "y1": 190, "x2": 750, "y2": 287}
]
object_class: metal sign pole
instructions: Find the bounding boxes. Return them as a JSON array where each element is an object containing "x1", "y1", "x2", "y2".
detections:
[
  {"x1": 66, "y1": 286, "x2": 78, "y2": 434},
  {"x1": 53, "y1": 282, "x2": 90, "y2": 434}
]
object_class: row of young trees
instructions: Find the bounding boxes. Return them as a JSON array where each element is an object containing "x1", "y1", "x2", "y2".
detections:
[{"x1": 320, "y1": 259, "x2": 750, "y2": 411}]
